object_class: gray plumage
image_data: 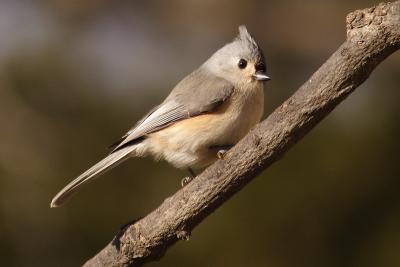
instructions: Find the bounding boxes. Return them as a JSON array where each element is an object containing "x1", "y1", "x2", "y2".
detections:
[
  {"x1": 51, "y1": 70, "x2": 233, "y2": 208},
  {"x1": 51, "y1": 25, "x2": 269, "y2": 208},
  {"x1": 112, "y1": 69, "x2": 234, "y2": 152},
  {"x1": 51, "y1": 147, "x2": 133, "y2": 207}
]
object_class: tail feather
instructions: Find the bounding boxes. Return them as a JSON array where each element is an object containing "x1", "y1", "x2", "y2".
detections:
[{"x1": 50, "y1": 146, "x2": 134, "y2": 208}]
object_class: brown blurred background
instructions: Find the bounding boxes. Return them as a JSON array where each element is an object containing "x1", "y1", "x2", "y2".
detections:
[{"x1": 0, "y1": 0, "x2": 399, "y2": 266}]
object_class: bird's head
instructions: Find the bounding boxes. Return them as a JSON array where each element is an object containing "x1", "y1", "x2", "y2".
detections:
[{"x1": 204, "y1": 25, "x2": 270, "y2": 85}]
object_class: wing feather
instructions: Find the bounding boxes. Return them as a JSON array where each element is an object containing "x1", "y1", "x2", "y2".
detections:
[{"x1": 112, "y1": 68, "x2": 234, "y2": 151}]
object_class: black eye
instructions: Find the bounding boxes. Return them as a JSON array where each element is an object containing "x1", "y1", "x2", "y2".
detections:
[{"x1": 238, "y1": 59, "x2": 247, "y2": 69}]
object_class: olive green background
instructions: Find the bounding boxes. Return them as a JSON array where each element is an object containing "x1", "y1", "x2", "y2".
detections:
[{"x1": 0, "y1": 0, "x2": 399, "y2": 266}]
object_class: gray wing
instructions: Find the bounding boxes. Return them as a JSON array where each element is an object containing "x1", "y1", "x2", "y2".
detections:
[{"x1": 112, "y1": 68, "x2": 234, "y2": 151}]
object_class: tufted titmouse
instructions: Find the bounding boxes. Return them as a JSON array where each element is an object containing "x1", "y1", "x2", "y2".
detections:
[{"x1": 51, "y1": 25, "x2": 270, "y2": 207}]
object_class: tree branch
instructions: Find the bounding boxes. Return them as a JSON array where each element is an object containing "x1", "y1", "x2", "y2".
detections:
[{"x1": 84, "y1": 2, "x2": 400, "y2": 266}]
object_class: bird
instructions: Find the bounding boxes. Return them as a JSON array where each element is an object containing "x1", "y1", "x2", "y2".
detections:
[{"x1": 50, "y1": 25, "x2": 270, "y2": 208}]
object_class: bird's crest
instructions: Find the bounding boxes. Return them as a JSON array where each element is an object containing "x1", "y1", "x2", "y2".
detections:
[{"x1": 236, "y1": 25, "x2": 259, "y2": 54}]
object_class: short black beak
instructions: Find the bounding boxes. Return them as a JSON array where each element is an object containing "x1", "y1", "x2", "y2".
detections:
[{"x1": 252, "y1": 71, "x2": 271, "y2": 81}]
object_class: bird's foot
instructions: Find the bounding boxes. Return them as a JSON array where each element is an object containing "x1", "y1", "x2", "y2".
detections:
[
  {"x1": 181, "y1": 176, "x2": 193, "y2": 187},
  {"x1": 217, "y1": 149, "x2": 229, "y2": 159},
  {"x1": 181, "y1": 168, "x2": 196, "y2": 187},
  {"x1": 210, "y1": 145, "x2": 234, "y2": 160}
]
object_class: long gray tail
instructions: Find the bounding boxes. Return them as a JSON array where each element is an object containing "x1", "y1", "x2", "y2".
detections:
[{"x1": 50, "y1": 146, "x2": 134, "y2": 208}]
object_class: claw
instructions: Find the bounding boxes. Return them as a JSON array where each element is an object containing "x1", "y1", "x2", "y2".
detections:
[
  {"x1": 181, "y1": 176, "x2": 193, "y2": 187},
  {"x1": 217, "y1": 149, "x2": 228, "y2": 159}
]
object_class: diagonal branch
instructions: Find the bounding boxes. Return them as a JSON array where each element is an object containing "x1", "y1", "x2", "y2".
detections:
[{"x1": 84, "y1": 2, "x2": 400, "y2": 266}]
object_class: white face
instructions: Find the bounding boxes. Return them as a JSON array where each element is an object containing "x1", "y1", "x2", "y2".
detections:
[
  {"x1": 205, "y1": 42, "x2": 267, "y2": 85},
  {"x1": 230, "y1": 56, "x2": 259, "y2": 84}
]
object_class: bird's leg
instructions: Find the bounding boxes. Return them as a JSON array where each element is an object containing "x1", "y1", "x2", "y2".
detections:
[
  {"x1": 210, "y1": 145, "x2": 234, "y2": 159},
  {"x1": 181, "y1": 168, "x2": 196, "y2": 187},
  {"x1": 188, "y1": 167, "x2": 196, "y2": 177}
]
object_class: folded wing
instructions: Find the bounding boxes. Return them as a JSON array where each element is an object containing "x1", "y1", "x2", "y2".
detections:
[{"x1": 112, "y1": 68, "x2": 234, "y2": 151}]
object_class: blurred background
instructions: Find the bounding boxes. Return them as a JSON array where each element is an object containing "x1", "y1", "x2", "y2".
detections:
[{"x1": 0, "y1": 0, "x2": 399, "y2": 266}]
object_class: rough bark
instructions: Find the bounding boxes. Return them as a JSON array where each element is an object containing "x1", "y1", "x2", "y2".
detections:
[{"x1": 84, "y1": 2, "x2": 400, "y2": 266}]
